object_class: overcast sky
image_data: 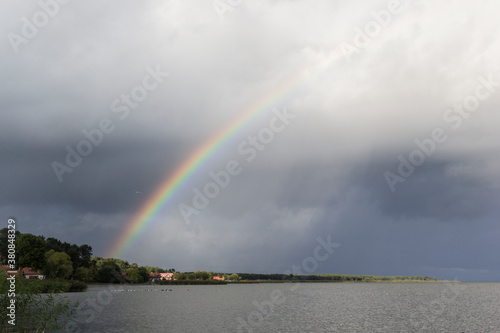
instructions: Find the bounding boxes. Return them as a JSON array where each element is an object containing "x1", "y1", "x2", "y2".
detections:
[{"x1": 1, "y1": 0, "x2": 499, "y2": 281}]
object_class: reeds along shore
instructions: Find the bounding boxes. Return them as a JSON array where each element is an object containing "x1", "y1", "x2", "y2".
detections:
[
  {"x1": 2, "y1": 277, "x2": 88, "y2": 293},
  {"x1": 232, "y1": 274, "x2": 438, "y2": 283}
]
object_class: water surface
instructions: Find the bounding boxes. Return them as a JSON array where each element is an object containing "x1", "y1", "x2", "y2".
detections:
[{"x1": 60, "y1": 282, "x2": 500, "y2": 332}]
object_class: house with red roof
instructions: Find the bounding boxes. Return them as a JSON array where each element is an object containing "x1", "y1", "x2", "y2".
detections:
[
  {"x1": 149, "y1": 272, "x2": 161, "y2": 282},
  {"x1": 213, "y1": 276, "x2": 225, "y2": 281},
  {"x1": 1, "y1": 266, "x2": 44, "y2": 279},
  {"x1": 160, "y1": 272, "x2": 173, "y2": 280},
  {"x1": 150, "y1": 272, "x2": 173, "y2": 282},
  {"x1": 21, "y1": 267, "x2": 44, "y2": 279}
]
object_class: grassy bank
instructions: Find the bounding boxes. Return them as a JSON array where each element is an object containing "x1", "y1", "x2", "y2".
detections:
[{"x1": 15, "y1": 278, "x2": 88, "y2": 293}]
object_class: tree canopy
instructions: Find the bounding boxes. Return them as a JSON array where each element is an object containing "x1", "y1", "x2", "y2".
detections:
[
  {"x1": 44, "y1": 250, "x2": 73, "y2": 279},
  {"x1": 15, "y1": 233, "x2": 47, "y2": 271},
  {"x1": 0, "y1": 229, "x2": 93, "y2": 281}
]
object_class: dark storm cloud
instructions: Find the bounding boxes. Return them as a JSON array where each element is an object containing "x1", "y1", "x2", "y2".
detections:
[
  {"x1": 1, "y1": 0, "x2": 499, "y2": 281},
  {"x1": 0, "y1": 128, "x2": 187, "y2": 214},
  {"x1": 348, "y1": 156, "x2": 500, "y2": 221}
]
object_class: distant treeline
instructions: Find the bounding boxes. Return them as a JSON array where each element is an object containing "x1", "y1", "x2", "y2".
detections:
[
  {"x1": 235, "y1": 273, "x2": 438, "y2": 282},
  {"x1": 157, "y1": 280, "x2": 227, "y2": 285}
]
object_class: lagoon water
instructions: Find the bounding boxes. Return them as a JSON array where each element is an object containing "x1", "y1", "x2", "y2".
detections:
[{"x1": 59, "y1": 282, "x2": 500, "y2": 332}]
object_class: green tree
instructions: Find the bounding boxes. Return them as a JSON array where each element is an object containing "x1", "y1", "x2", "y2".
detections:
[
  {"x1": 97, "y1": 262, "x2": 125, "y2": 283},
  {"x1": 72, "y1": 267, "x2": 95, "y2": 282},
  {"x1": 16, "y1": 233, "x2": 46, "y2": 271},
  {"x1": 65, "y1": 244, "x2": 80, "y2": 271},
  {"x1": 45, "y1": 237, "x2": 63, "y2": 252},
  {"x1": 173, "y1": 272, "x2": 186, "y2": 280},
  {"x1": 143, "y1": 265, "x2": 167, "y2": 273},
  {"x1": 78, "y1": 244, "x2": 93, "y2": 268},
  {"x1": 112, "y1": 258, "x2": 129, "y2": 270},
  {"x1": 228, "y1": 273, "x2": 240, "y2": 281},
  {"x1": 42, "y1": 237, "x2": 93, "y2": 273},
  {"x1": 138, "y1": 267, "x2": 150, "y2": 282},
  {"x1": 126, "y1": 268, "x2": 143, "y2": 283},
  {"x1": 91, "y1": 256, "x2": 106, "y2": 269},
  {"x1": 143, "y1": 266, "x2": 155, "y2": 273},
  {"x1": 44, "y1": 250, "x2": 73, "y2": 279},
  {"x1": 195, "y1": 271, "x2": 210, "y2": 280}
]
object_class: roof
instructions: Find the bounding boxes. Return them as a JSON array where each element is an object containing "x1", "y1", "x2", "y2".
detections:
[
  {"x1": 150, "y1": 272, "x2": 174, "y2": 277},
  {"x1": 21, "y1": 267, "x2": 42, "y2": 275}
]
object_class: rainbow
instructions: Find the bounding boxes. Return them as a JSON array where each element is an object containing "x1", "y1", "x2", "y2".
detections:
[
  {"x1": 106, "y1": 2, "x2": 427, "y2": 259},
  {"x1": 106, "y1": 68, "x2": 315, "y2": 259}
]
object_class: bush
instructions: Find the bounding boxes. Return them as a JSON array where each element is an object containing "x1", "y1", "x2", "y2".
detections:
[
  {"x1": 0, "y1": 275, "x2": 78, "y2": 331},
  {"x1": 67, "y1": 280, "x2": 87, "y2": 292}
]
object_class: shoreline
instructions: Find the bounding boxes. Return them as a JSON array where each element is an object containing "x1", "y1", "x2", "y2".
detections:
[{"x1": 86, "y1": 279, "x2": 460, "y2": 287}]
